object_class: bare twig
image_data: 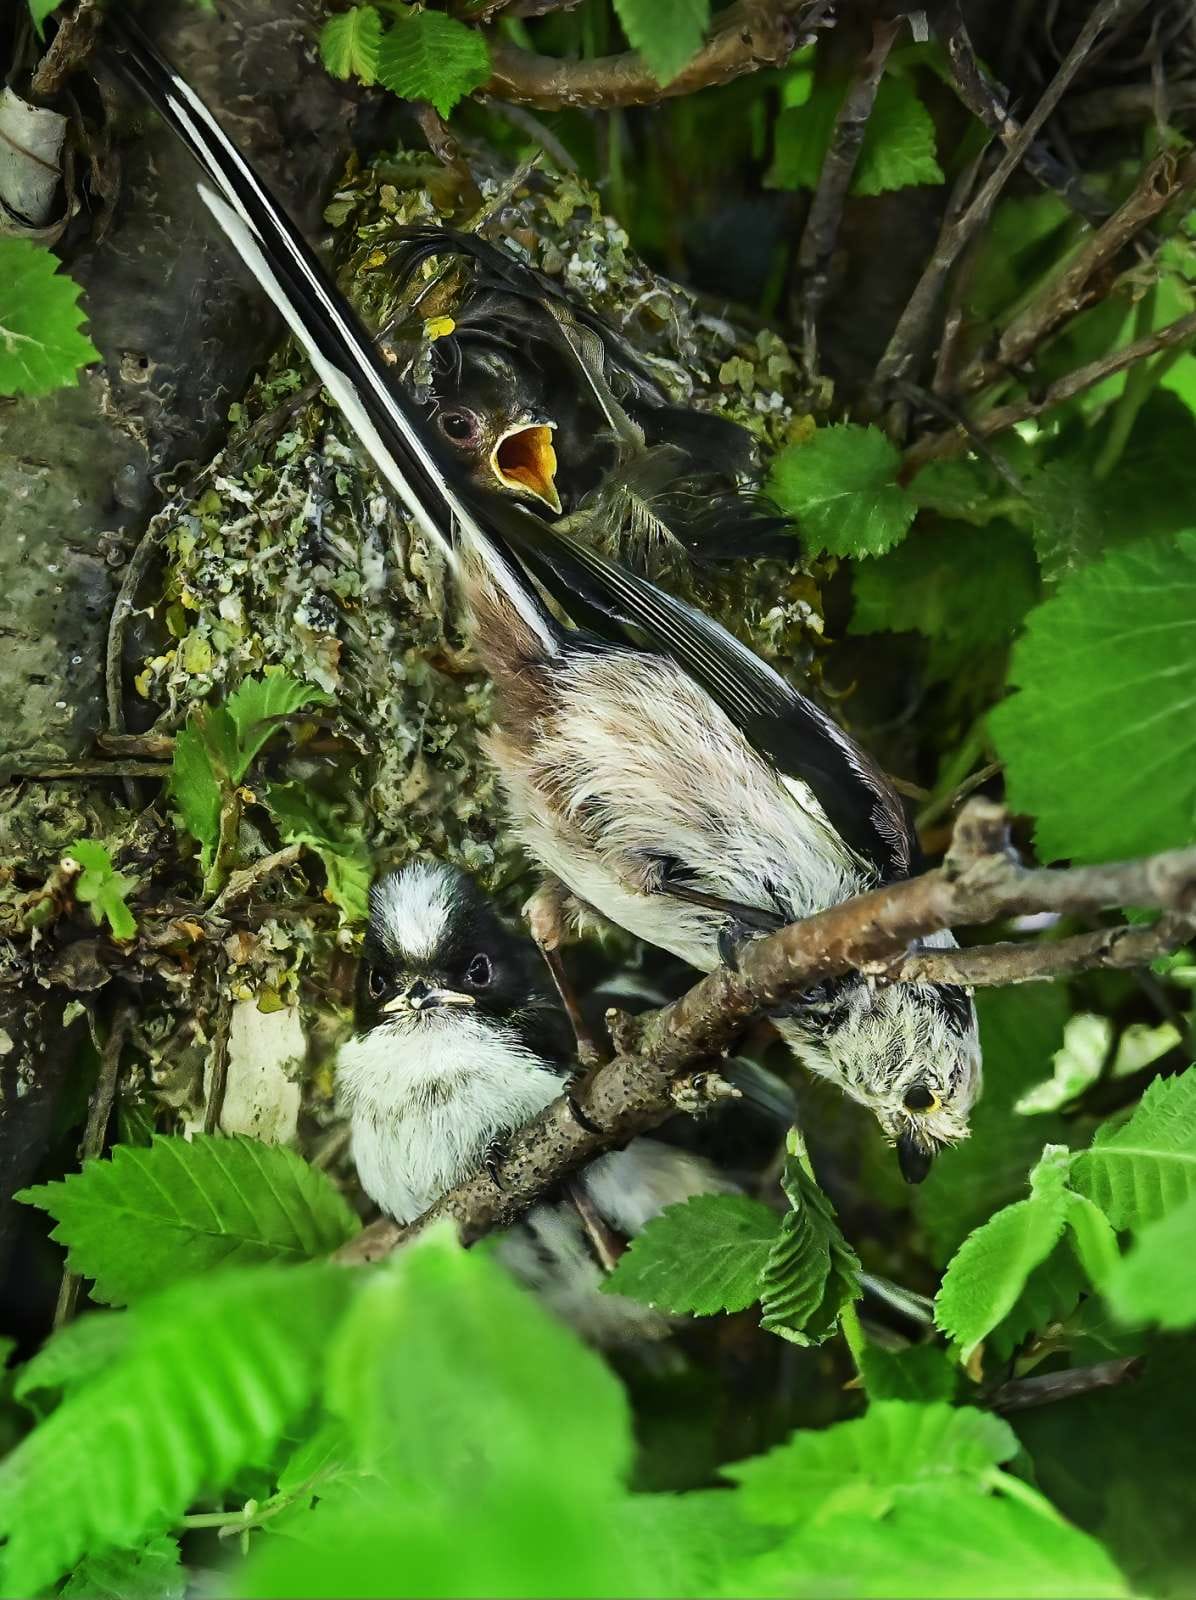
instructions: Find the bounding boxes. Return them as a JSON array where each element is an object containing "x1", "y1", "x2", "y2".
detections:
[
  {"x1": 5, "y1": 761, "x2": 171, "y2": 781},
  {"x1": 481, "y1": 0, "x2": 827, "y2": 110},
  {"x1": 797, "y1": 17, "x2": 903, "y2": 383},
  {"x1": 940, "y1": 1, "x2": 1109, "y2": 224},
  {"x1": 906, "y1": 308, "x2": 1196, "y2": 469},
  {"x1": 988, "y1": 1356, "x2": 1144, "y2": 1414},
  {"x1": 202, "y1": 977, "x2": 234, "y2": 1137},
  {"x1": 882, "y1": 912, "x2": 1196, "y2": 989},
  {"x1": 956, "y1": 149, "x2": 1196, "y2": 398},
  {"x1": 54, "y1": 996, "x2": 133, "y2": 1326},
  {"x1": 335, "y1": 801, "x2": 1196, "y2": 1265},
  {"x1": 870, "y1": 0, "x2": 1149, "y2": 409},
  {"x1": 206, "y1": 843, "x2": 303, "y2": 920},
  {"x1": 1064, "y1": 79, "x2": 1196, "y2": 133}
]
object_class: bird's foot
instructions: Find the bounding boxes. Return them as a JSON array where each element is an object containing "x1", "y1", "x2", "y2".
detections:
[
  {"x1": 564, "y1": 1066, "x2": 605, "y2": 1135},
  {"x1": 717, "y1": 918, "x2": 772, "y2": 972},
  {"x1": 482, "y1": 1131, "x2": 511, "y2": 1188}
]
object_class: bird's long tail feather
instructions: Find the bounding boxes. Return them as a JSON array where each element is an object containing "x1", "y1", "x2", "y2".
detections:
[{"x1": 105, "y1": 12, "x2": 556, "y2": 651}]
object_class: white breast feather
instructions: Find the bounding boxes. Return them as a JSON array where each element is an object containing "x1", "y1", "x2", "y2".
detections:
[
  {"x1": 338, "y1": 1011, "x2": 563, "y2": 1223},
  {"x1": 491, "y1": 651, "x2": 863, "y2": 970}
]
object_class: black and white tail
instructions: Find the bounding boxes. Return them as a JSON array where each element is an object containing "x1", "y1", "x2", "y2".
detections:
[{"x1": 106, "y1": 12, "x2": 555, "y2": 649}]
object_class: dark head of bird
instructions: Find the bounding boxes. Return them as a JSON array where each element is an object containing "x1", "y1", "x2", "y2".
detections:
[{"x1": 355, "y1": 861, "x2": 574, "y2": 1065}]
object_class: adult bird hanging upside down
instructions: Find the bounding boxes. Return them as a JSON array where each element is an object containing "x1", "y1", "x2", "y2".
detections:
[{"x1": 106, "y1": 13, "x2": 982, "y2": 1181}]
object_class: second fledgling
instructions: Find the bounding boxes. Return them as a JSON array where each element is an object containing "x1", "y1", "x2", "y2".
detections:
[{"x1": 336, "y1": 861, "x2": 732, "y2": 1343}]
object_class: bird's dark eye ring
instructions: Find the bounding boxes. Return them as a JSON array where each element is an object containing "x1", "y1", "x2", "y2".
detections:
[
  {"x1": 438, "y1": 409, "x2": 477, "y2": 444},
  {"x1": 465, "y1": 953, "x2": 492, "y2": 987},
  {"x1": 367, "y1": 968, "x2": 386, "y2": 1001},
  {"x1": 903, "y1": 1083, "x2": 937, "y2": 1112}
]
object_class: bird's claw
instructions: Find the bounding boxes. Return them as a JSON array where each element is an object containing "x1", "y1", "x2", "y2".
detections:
[
  {"x1": 482, "y1": 1132, "x2": 511, "y2": 1187},
  {"x1": 717, "y1": 919, "x2": 768, "y2": 972},
  {"x1": 670, "y1": 1069, "x2": 742, "y2": 1117}
]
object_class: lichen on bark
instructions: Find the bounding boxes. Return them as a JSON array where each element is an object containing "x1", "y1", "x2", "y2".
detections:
[{"x1": 5, "y1": 149, "x2": 820, "y2": 1202}]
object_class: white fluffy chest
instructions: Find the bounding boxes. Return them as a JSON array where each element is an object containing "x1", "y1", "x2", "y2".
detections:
[
  {"x1": 337, "y1": 1015, "x2": 564, "y2": 1223},
  {"x1": 493, "y1": 651, "x2": 864, "y2": 970}
]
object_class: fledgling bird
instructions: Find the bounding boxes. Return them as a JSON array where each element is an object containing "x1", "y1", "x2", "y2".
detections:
[
  {"x1": 337, "y1": 861, "x2": 733, "y2": 1343},
  {"x1": 394, "y1": 226, "x2": 789, "y2": 572},
  {"x1": 107, "y1": 18, "x2": 982, "y2": 1179}
]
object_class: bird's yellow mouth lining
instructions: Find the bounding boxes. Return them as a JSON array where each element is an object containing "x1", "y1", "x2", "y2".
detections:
[{"x1": 492, "y1": 423, "x2": 561, "y2": 514}]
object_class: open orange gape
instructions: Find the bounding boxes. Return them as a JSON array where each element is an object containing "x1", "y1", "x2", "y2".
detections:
[{"x1": 491, "y1": 422, "x2": 561, "y2": 513}]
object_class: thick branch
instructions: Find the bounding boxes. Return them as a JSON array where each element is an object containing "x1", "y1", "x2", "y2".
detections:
[
  {"x1": 481, "y1": 0, "x2": 826, "y2": 110},
  {"x1": 335, "y1": 801, "x2": 1196, "y2": 1265},
  {"x1": 870, "y1": 0, "x2": 1148, "y2": 405}
]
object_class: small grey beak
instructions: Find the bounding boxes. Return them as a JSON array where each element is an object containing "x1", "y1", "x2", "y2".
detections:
[
  {"x1": 897, "y1": 1130, "x2": 934, "y2": 1185},
  {"x1": 381, "y1": 983, "x2": 477, "y2": 1014}
]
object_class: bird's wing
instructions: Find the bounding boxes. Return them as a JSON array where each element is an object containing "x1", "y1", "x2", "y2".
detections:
[
  {"x1": 105, "y1": 13, "x2": 557, "y2": 655},
  {"x1": 488, "y1": 501, "x2": 913, "y2": 881}
]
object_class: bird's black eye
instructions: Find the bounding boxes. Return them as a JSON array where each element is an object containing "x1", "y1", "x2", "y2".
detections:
[
  {"x1": 438, "y1": 409, "x2": 480, "y2": 445},
  {"x1": 903, "y1": 1083, "x2": 938, "y2": 1112},
  {"x1": 367, "y1": 967, "x2": 386, "y2": 1001},
  {"x1": 465, "y1": 953, "x2": 492, "y2": 987}
]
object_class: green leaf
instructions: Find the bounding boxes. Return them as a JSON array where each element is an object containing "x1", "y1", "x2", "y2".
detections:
[
  {"x1": 852, "y1": 75, "x2": 944, "y2": 195},
  {"x1": 13, "y1": 1313, "x2": 131, "y2": 1410},
  {"x1": 66, "y1": 839, "x2": 138, "y2": 940},
  {"x1": 60, "y1": 1536, "x2": 184, "y2": 1600},
  {"x1": 984, "y1": 1236, "x2": 1089, "y2": 1363},
  {"x1": 326, "y1": 1223, "x2": 632, "y2": 1492},
  {"x1": 856, "y1": 1342, "x2": 958, "y2": 1402},
  {"x1": 768, "y1": 423, "x2": 917, "y2": 558},
  {"x1": 612, "y1": 0, "x2": 710, "y2": 86},
  {"x1": 1105, "y1": 1194, "x2": 1196, "y2": 1329},
  {"x1": 733, "y1": 1486, "x2": 1130, "y2": 1598},
  {"x1": 261, "y1": 781, "x2": 371, "y2": 921},
  {"x1": 318, "y1": 4, "x2": 382, "y2": 83},
  {"x1": 224, "y1": 673, "x2": 331, "y2": 785},
  {"x1": 601, "y1": 1193, "x2": 780, "y2": 1315},
  {"x1": 724, "y1": 1401, "x2": 1016, "y2": 1526},
  {"x1": 0, "y1": 238, "x2": 98, "y2": 397},
  {"x1": 0, "y1": 1263, "x2": 353, "y2": 1597},
  {"x1": 935, "y1": 1147, "x2": 1073, "y2": 1360},
  {"x1": 16, "y1": 1134, "x2": 359, "y2": 1305},
  {"x1": 240, "y1": 1475, "x2": 660, "y2": 1599},
  {"x1": 990, "y1": 533, "x2": 1196, "y2": 863},
  {"x1": 1070, "y1": 1067, "x2": 1196, "y2": 1229},
  {"x1": 850, "y1": 522, "x2": 1039, "y2": 681},
  {"x1": 375, "y1": 6, "x2": 491, "y2": 119},
  {"x1": 759, "y1": 1151, "x2": 860, "y2": 1345},
  {"x1": 168, "y1": 723, "x2": 222, "y2": 865},
  {"x1": 914, "y1": 986, "x2": 1071, "y2": 1264},
  {"x1": 766, "y1": 78, "x2": 843, "y2": 191},
  {"x1": 1015, "y1": 1331, "x2": 1196, "y2": 1596},
  {"x1": 29, "y1": 0, "x2": 63, "y2": 30},
  {"x1": 767, "y1": 74, "x2": 942, "y2": 196}
]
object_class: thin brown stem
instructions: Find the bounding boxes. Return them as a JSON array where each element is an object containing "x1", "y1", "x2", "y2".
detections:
[
  {"x1": 870, "y1": 0, "x2": 1149, "y2": 408},
  {"x1": 797, "y1": 17, "x2": 903, "y2": 383},
  {"x1": 957, "y1": 149, "x2": 1196, "y2": 399},
  {"x1": 54, "y1": 997, "x2": 133, "y2": 1326}
]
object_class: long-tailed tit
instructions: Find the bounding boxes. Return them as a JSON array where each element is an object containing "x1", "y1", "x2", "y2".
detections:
[
  {"x1": 108, "y1": 18, "x2": 981, "y2": 1181},
  {"x1": 337, "y1": 862, "x2": 733, "y2": 1342}
]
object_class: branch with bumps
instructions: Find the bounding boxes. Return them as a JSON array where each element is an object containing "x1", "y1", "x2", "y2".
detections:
[{"x1": 335, "y1": 799, "x2": 1196, "y2": 1264}]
